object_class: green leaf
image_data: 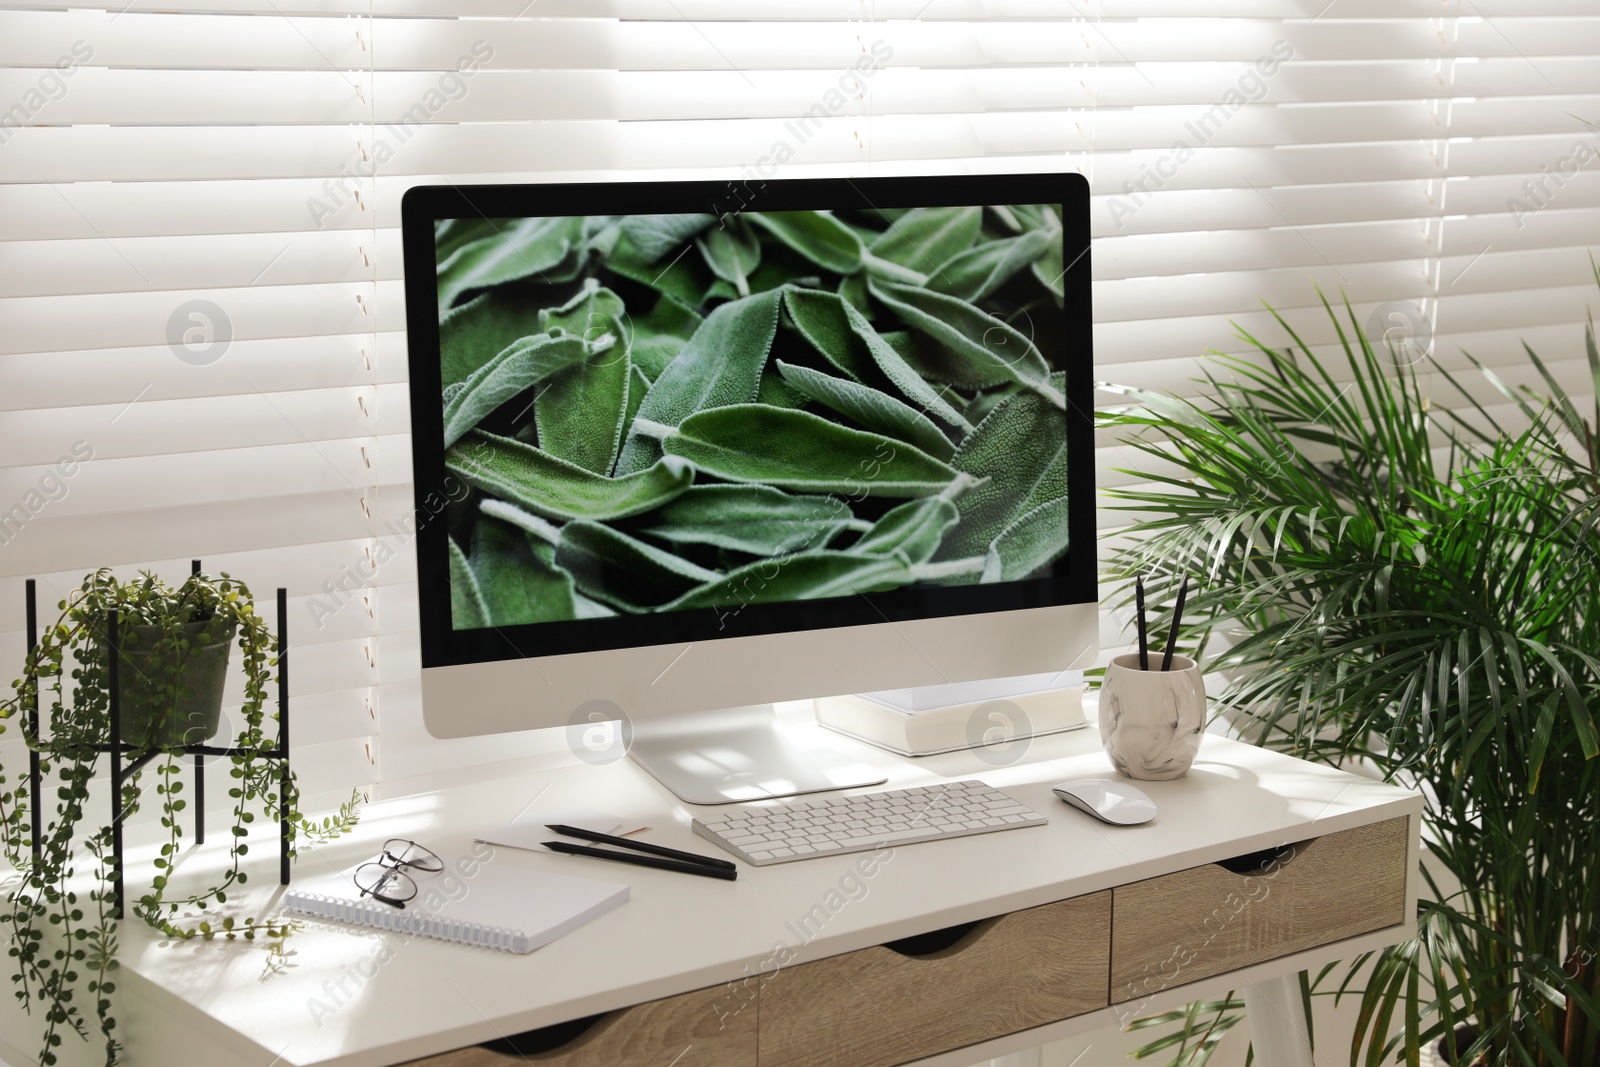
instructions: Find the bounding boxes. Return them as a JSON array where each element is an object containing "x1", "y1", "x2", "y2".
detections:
[
  {"x1": 555, "y1": 521, "x2": 723, "y2": 612},
  {"x1": 661, "y1": 550, "x2": 916, "y2": 612},
  {"x1": 477, "y1": 501, "x2": 619, "y2": 619},
  {"x1": 868, "y1": 279, "x2": 1062, "y2": 407},
  {"x1": 696, "y1": 221, "x2": 762, "y2": 298},
  {"x1": 436, "y1": 216, "x2": 583, "y2": 309},
  {"x1": 936, "y1": 384, "x2": 1067, "y2": 561},
  {"x1": 604, "y1": 221, "x2": 715, "y2": 305},
  {"x1": 849, "y1": 483, "x2": 970, "y2": 565},
  {"x1": 616, "y1": 214, "x2": 717, "y2": 262},
  {"x1": 783, "y1": 287, "x2": 972, "y2": 430},
  {"x1": 1026, "y1": 206, "x2": 1065, "y2": 303},
  {"x1": 623, "y1": 364, "x2": 650, "y2": 436},
  {"x1": 866, "y1": 206, "x2": 983, "y2": 272},
  {"x1": 615, "y1": 288, "x2": 784, "y2": 474},
  {"x1": 535, "y1": 326, "x2": 633, "y2": 475},
  {"x1": 615, "y1": 253, "x2": 705, "y2": 307},
  {"x1": 784, "y1": 286, "x2": 873, "y2": 381},
  {"x1": 579, "y1": 214, "x2": 622, "y2": 257},
  {"x1": 439, "y1": 288, "x2": 543, "y2": 387},
  {"x1": 538, "y1": 282, "x2": 627, "y2": 341},
  {"x1": 988, "y1": 205, "x2": 1024, "y2": 233},
  {"x1": 443, "y1": 330, "x2": 608, "y2": 448},
  {"x1": 965, "y1": 382, "x2": 1024, "y2": 426},
  {"x1": 630, "y1": 296, "x2": 704, "y2": 381},
  {"x1": 756, "y1": 367, "x2": 810, "y2": 410},
  {"x1": 643, "y1": 404, "x2": 960, "y2": 497},
  {"x1": 468, "y1": 513, "x2": 579, "y2": 624},
  {"x1": 448, "y1": 537, "x2": 490, "y2": 629},
  {"x1": 532, "y1": 285, "x2": 635, "y2": 473},
  {"x1": 775, "y1": 360, "x2": 955, "y2": 461},
  {"x1": 448, "y1": 430, "x2": 694, "y2": 521},
  {"x1": 928, "y1": 228, "x2": 1056, "y2": 303},
  {"x1": 748, "y1": 211, "x2": 864, "y2": 275},
  {"x1": 638, "y1": 484, "x2": 867, "y2": 555},
  {"x1": 838, "y1": 272, "x2": 873, "y2": 319},
  {"x1": 981, "y1": 495, "x2": 1070, "y2": 582},
  {"x1": 435, "y1": 217, "x2": 499, "y2": 262}
]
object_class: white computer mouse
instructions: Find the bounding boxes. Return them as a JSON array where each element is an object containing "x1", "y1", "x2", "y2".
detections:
[{"x1": 1052, "y1": 779, "x2": 1156, "y2": 825}]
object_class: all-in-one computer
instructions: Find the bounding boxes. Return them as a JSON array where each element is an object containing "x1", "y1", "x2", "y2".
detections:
[{"x1": 402, "y1": 172, "x2": 1095, "y2": 805}]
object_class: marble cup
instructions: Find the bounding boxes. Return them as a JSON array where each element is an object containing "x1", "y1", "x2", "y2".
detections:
[{"x1": 1100, "y1": 652, "x2": 1206, "y2": 780}]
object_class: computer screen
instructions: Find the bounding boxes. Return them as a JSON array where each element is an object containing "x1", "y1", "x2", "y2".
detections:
[{"x1": 403, "y1": 173, "x2": 1094, "y2": 689}]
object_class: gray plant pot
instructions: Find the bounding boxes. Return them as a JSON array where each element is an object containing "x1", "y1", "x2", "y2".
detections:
[{"x1": 113, "y1": 619, "x2": 236, "y2": 749}]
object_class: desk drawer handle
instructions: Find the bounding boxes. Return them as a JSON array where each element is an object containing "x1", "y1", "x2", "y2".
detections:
[
  {"x1": 881, "y1": 918, "x2": 987, "y2": 958},
  {"x1": 479, "y1": 1012, "x2": 605, "y2": 1056},
  {"x1": 1214, "y1": 840, "x2": 1304, "y2": 876}
]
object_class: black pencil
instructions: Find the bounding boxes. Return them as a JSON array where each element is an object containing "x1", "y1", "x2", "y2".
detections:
[
  {"x1": 1161, "y1": 575, "x2": 1189, "y2": 672},
  {"x1": 547, "y1": 824, "x2": 735, "y2": 870},
  {"x1": 1135, "y1": 575, "x2": 1149, "y2": 670},
  {"x1": 544, "y1": 841, "x2": 738, "y2": 880}
]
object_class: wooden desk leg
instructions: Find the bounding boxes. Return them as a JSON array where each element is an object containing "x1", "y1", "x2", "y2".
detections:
[
  {"x1": 987, "y1": 1049, "x2": 1042, "y2": 1067},
  {"x1": 1243, "y1": 975, "x2": 1314, "y2": 1067}
]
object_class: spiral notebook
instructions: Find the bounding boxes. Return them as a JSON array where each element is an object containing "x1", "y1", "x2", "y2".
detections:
[{"x1": 284, "y1": 851, "x2": 629, "y2": 954}]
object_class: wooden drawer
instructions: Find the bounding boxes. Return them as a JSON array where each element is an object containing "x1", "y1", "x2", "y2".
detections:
[
  {"x1": 398, "y1": 982, "x2": 755, "y2": 1067},
  {"x1": 759, "y1": 891, "x2": 1111, "y2": 1067},
  {"x1": 1111, "y1": 816, "x2": 1409, "y2": 1004}
]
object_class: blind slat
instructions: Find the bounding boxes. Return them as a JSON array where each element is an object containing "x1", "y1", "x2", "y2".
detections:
[
  {"x1": 0, "y1": 334, "x2": 396, "y2": 412},
  {"x1": 0, "y1": 116, "x2": 1088, "y2": 183}
]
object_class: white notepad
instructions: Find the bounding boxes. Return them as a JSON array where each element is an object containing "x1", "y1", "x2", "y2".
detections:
[{"x1": 284, "y1": 849, "x2": 629, "y2": 954}]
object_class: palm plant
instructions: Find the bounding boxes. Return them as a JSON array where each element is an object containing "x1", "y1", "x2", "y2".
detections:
[{"x1": 1100, "y1": 270, "x2": 1600, "y2": 1066}]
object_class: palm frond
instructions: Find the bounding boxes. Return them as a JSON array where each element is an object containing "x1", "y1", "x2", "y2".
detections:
[{"x1": 1106, "y1": 279, "x2": 1600, "y2": 1067}]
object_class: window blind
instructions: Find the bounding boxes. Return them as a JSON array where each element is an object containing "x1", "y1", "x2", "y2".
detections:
[
  {"x1": 1090, "y1": 0, "x2": 1600, "y2": 656},
  {"x1": 0, "y1": 2, "x2": 1096, "y2": 801},
  {"x1": 2, "y1": 2, "x2": 1594, "y2": 795}
]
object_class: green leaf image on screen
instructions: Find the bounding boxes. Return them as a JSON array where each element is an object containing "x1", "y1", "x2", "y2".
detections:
[{"x1": 434, "y1": 205, "x2": 1072, "y2": 629}]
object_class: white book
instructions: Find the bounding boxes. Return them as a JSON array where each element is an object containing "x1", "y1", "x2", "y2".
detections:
[
  {"x1": 284, "y1": 849, "x2": 629, "y2": 954},
  {"x1": 815, "y1": 679, "x2": 1087, "y2": 757}
]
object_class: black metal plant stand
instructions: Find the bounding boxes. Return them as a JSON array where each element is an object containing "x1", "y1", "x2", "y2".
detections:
[{"x1": 24, "y1": 560, "x2": 292, "y2": 918}]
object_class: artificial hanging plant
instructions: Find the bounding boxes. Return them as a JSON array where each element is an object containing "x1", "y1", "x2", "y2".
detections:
[{"x1": 0, "y1": 568, "x2": 360, "y2": 1067}]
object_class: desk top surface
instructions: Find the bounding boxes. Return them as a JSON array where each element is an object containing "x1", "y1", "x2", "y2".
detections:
[{"x1": 114, "y1": 710, "x2": 1422, "y2": 1067}]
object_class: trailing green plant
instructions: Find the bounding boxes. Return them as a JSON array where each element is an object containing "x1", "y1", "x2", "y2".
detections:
[
  {"x1": 0, "y1": 569, "x2": 361, "y2": 1067},
  {"x1": 1100, "y1": 270, "x2": 1600, "y2": 1066}
]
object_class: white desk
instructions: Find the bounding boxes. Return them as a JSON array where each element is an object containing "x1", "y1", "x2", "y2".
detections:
[{"x1": 16, "y1": 716, "x2": 1422, "y2": 1067}]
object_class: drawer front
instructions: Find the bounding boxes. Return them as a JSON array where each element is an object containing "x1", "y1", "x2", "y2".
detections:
[
  {"x1": 1111, "y1": 816, "x2": 1409, "y2": 1005},
  {"x1": 760, "y1": 891, "x2": 1111, "y2": 1067},
  {"x1": 399, "y1": 982, "x2": 756, "y2": 1067}
]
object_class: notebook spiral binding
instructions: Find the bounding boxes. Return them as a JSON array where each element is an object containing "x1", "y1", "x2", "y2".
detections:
[{"x1": 286, "y1": 890, "x2": 527, "y2": 952}]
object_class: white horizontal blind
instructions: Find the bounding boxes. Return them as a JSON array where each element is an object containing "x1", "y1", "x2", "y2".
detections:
[
  {"x1": 0, "y1": 3, "x2": 1098, "y2": 796},
  {"x1": 4, "y1": 3, "x2": 1593, "y2": 788},
  {"x1": 1091, "y1": 1, "x2": 1600, "y2": 437},
  {"x1": 1090, "y1": 1, "x2": 1600, "y2": 656},
  {"x1": 0, "y1": 3, "x2": 395, "y2": 811}
]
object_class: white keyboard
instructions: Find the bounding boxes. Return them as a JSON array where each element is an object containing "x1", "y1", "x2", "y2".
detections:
[{"x1": 692, "y1": 780, "x2": 1047, "y2": 866}]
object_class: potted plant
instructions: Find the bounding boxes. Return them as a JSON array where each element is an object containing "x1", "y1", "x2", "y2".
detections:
[
  {"x1": 1100, "y1": 275, "x2": 1600, "y2": 1066},
  {"x1": 95, "y1": 570, "x2": 235, "y2": 750},
  {"x1": 0, "y1": 568, "x2": 360, "y2": 1067}
]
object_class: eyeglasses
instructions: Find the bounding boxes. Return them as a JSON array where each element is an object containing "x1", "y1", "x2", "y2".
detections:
[{"x1": 353, "y1": 839, "x2": 444, "y2": 909}]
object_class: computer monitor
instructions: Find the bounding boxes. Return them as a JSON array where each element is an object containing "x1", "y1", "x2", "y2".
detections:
[{"x1": 402, "y1": 172, "x2": 1096, "y2": 802}]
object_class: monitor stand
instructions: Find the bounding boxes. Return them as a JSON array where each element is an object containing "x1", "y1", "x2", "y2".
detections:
[{"x1": 628, "y1": 705, "x2": 887, "y2": 805}]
